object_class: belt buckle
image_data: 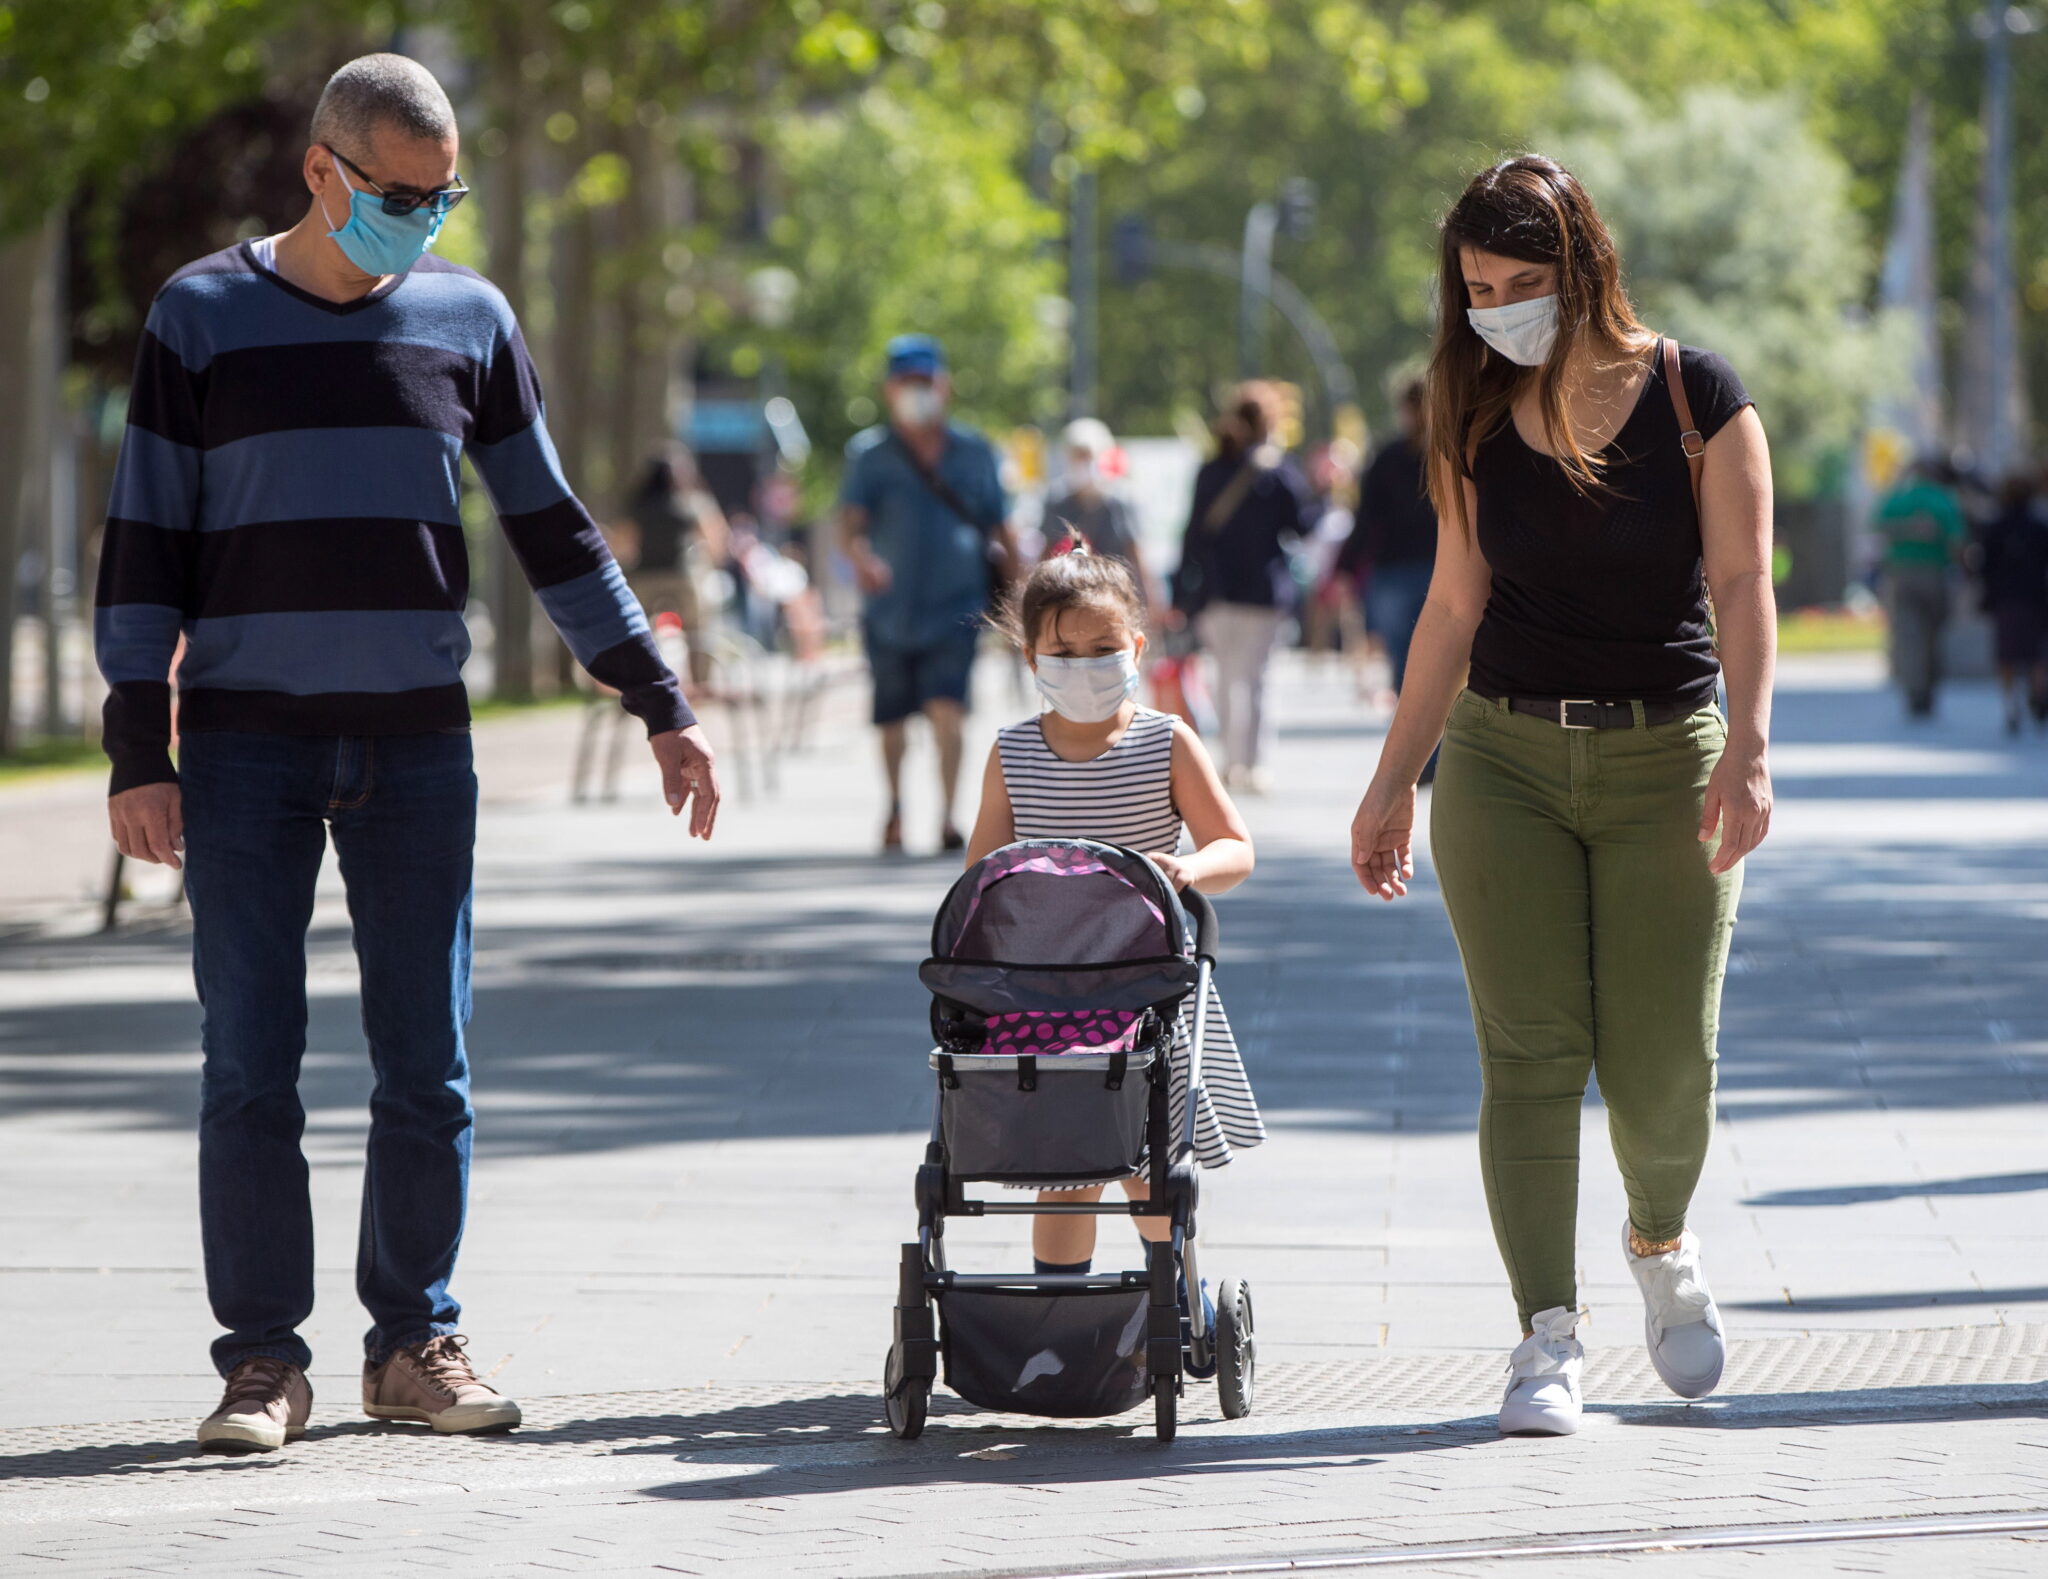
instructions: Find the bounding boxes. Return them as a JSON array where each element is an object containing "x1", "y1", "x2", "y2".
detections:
[{"x1": 1558, "y1": 699, "x2": 1598, "y2": 730}]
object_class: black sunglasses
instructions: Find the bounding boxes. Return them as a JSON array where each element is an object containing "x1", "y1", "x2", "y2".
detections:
[{"x1": 329, "y1": 147, "x2": 470, "y2": 218}]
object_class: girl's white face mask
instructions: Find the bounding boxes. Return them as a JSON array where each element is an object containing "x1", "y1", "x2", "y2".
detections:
[
  {"x1": 1467, "y1": 293, "x2": 1560, "y2": 366},
  {"x1": 1033, "y1": 649, "x2": 1140, "y2": 722}
]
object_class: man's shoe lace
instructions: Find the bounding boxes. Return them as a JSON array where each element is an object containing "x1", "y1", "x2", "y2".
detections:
[
  {"x1": 405, "y1": 1334, "x2": 484, "y2": 1393},
  {"x1": 222, "y1": 1356, "x2": 296, "y2": 1407}
]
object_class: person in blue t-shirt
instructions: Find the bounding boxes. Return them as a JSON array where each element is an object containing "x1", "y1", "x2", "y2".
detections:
[{"x1": 838, "y1": 335, "x2": 1017, "y2": 853}]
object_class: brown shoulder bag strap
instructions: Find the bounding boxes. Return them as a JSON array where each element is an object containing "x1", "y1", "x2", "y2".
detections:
[{"x1": 1662, "y1": 336, "x2": 1705, "y2": 515}]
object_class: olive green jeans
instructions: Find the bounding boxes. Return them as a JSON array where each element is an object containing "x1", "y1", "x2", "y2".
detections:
[{"x1": 1430, "y1": 688, "x2": 1741, "y2": 1328}]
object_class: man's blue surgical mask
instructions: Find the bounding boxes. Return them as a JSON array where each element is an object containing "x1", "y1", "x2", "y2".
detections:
[
  {"x1": 1466, "y1": 293, "x2": 1560, "y2": 367},
  {"x1": 321, "y1": 161, "x2": 446, "y2": 277},
  {"x1": 1033, "y1": 649, "x2": 1141, "y2": 723}
]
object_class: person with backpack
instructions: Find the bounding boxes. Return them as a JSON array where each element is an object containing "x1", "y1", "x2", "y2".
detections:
[
  {"x1": 1347, "y1": 155, "x2": 1776, "y2": 1437},
  {"x1": 839, "y1": 335, "x2": 1018, "y2": 854},
  {"x1": 1173, "y1": 381, "x2": 1318, "y2": 791}
]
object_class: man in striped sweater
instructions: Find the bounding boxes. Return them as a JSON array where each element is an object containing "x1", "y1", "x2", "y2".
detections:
[{"x1": 93, "y1": 54, "x2": 720, "y2": 1454}]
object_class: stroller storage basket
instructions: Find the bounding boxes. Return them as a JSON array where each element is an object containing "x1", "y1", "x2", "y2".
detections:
[
  {"x1": 938, "y1": 1284, "x2": 1151, "y2": 1417},
  {"x1": 931, "y1": 1049, "x2": 1157, "y2": 1183}
]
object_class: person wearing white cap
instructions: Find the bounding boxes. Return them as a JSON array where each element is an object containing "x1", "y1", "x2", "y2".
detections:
[{"x1": 1042, "y1": 418, "x2": 1160, "y2": 615}]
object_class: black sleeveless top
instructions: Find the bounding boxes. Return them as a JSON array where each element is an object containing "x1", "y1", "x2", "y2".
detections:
[{"x1": 1467, "y1": 343, "x2": 1752, "y2": 709}]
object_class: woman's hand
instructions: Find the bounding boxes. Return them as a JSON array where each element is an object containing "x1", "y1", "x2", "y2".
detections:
[
  {"x1": 1350, "y1": 782, "x2": 1416, "y2": 900},
  {"x1": 1700, "y1": 739, "x2": 1771, "y2": 874},
  {"x1": 1148, "y1": 851, "x2": 1193, "y2": 890}
]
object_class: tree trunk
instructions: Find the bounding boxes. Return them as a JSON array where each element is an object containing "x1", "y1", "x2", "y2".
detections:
[
  {"x1": 482, "y1": 39, "x2": 536, "y2": 703},
  {"x1": 42, "y1": 227, "x2": 74, "y2": 737},
  {"x1": 607, "y1": 116, "x2": 682, "y2": 522},
  {"x1": 0, "y1": 212, "x2": 63, "y2": 755},
  {"x1": 549, "y1": 173, "x2": 600, "y2": 691}
]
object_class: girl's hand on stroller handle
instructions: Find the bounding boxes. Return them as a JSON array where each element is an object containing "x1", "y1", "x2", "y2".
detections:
[
  {"x1": 1148, "y1": 851, "x2": 1192, "y2": 890},
  {"x1": 1351, "y1": 785, "x2": 1415, "y2": 901}
]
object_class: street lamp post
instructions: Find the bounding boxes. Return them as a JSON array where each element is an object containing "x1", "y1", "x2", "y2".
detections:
[
  {"x1": 1070, "y1": 168, "x2": 1100, "y2": 421},
  {"x1": 1238, "y1": 201, "x2": 1278, "y2": 380},
  {"x1": 1237, "y1": 179, "x2": 1315, "y2": 380}
]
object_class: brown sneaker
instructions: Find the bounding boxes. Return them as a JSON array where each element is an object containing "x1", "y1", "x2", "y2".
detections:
[
  {"x1": 363, "y1": 1334, "x2": 521, "y2": 1434},
  {"x1": 197, "y1": 1357, "x2": 311, "y2": 1454}
]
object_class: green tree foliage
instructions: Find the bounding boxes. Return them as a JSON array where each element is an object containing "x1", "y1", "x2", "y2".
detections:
[
  {"x1": 1090, "y1": 0, "x2": 2044, "y2": 489},
  {"x1": 0, "y1": 0, "x2": 376, "y2": 238},
  {"x1": 759, "y1": 90, "x2": 1064, "y2": 468}
]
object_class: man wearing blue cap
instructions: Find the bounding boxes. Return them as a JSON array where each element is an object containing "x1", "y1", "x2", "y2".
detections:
[{"x1": 839, "y1": 334, "x2": 1015, "y2": 853}]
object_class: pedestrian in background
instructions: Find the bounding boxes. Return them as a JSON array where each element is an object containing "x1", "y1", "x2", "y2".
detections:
[
  {"x1": 1340, "y1": 378, "x2": 1437, "y2": 698},
  {"x1": 1042, "y1": 417, "x2": 1161, "y2": 617},
  {"x1": 838, "y1": 334, "x2": 1018, "y2": 854},
  {"x1": 1976, "y1": 468, "x2": 2048, "y2": 735},
  {"x1": 92, "y1": 54, "x2": 720, "y2": 1455},
  {"x1": 1301, "y1": 440, "x2": 1361, "y2": 667},
  {"x1": 1174, "y1": 381, "x2": 1317, "y2": 792},
  {"x1": 621, "y1": 447, "x2": 729, "y2": 689},
  {"x1": 1873, "y1": 458, "x2": 1968, "y2": 719},
  {"x1": 1348, "y1": 154, "x2": 1776, "y2": 1437}
]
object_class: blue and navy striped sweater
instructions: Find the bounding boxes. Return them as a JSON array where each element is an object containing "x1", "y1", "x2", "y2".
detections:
[{"x1": 94, "y1": 241, "x2": 692, "y2": 795}]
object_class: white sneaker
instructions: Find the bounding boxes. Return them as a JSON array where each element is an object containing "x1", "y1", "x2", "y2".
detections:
[
  {"x1": 1498, "y1": 1305, "x2": 1583, "y2": 1436},
  {"x1": 1624, "y1": 1222, "x2": 1724, "y2": 1399}
]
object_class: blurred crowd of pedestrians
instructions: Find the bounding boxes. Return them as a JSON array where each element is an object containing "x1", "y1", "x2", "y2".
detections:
[{"x1": 1872, "y1": 457, "x2": 2048, "y2": 731}]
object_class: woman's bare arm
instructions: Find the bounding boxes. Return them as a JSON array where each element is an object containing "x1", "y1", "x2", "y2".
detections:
[
  {"x1": 1698, "y1": 404, "x2": 1776, "y2": 873},
  {"x1": 1349, "y1": 462, "x2": 1490, "y2": 898}
]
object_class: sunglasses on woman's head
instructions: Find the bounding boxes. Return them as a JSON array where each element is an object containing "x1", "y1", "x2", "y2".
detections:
[{"x1": 328, "y1": 146, "x2": 470, "y2": 218}]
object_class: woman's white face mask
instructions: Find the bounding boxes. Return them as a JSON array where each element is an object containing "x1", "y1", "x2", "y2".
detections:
[
  {"x1": 1033, "y1": 649, "x2": 1140, "y2": 722},
  {"x1": 1467, "y1": 293, "x2": 1559, "y2": 367}
]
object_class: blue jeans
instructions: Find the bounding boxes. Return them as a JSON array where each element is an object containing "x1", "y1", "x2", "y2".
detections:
[
  {"x1": 1365, "y1": 561, "x2": 1433, "y2": 695},
  {"x1": 180, "y1": 730, "x2": 477, "y2": 1377}
]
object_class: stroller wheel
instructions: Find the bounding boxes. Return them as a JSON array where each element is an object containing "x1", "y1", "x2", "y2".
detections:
[
  {"x1": 883, "y1": 1354, "x2": 929, "y2": 1440},
  {"x1": 1152, "y1": 1377, "x2": 1178, "y2": 1443},
  {"x1": 1215, "y1": 1278, "x2": 1255, "y2": 1419}
]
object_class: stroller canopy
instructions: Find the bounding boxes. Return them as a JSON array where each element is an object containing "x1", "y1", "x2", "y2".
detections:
[{"x1": 921, "y1": 839, "x2": 1200, "y2": 1017}]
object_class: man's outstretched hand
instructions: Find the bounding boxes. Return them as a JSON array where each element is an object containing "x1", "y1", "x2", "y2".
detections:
[
  {"x1": 110, "y1": 783, "x2": 184, "y2": 870},
  {"x1": 651, "y1": 724, "x2": 720, "y2": 839}
]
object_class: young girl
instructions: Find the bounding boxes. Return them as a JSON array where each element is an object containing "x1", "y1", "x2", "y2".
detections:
[{"x1": 965, "y1": 547, "x2": 1266, "y2": 1290}]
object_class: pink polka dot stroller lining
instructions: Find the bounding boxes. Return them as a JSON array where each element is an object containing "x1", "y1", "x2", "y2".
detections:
[{"x1": 981, "y1": 1008, "x2": 1146, "y2": 1057}]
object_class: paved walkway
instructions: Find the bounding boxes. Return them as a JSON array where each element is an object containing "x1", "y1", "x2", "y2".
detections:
[{"x1": 2, "y1": 654, "x2": 2046, "y2": 1576}]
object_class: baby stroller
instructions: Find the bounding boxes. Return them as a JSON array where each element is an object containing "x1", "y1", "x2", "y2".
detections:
[{"x1": 883, "y1": 838, "x2": 1256, "y2": 1443}]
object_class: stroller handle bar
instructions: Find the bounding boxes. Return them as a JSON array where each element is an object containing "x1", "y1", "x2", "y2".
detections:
[{"x1": 1180, "y1": 885, "x2": 1220, "y2": 966}]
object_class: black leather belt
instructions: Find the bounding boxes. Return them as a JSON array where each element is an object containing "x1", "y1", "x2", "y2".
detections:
[{"x1": 1471, "y1": 689, "x2": 1694, "y2": 730}]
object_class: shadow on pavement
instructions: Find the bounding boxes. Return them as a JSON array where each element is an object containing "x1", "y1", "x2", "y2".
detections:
[
  {"x1": 2, "y1": 679, "x2": 2045, "y2": 1163},
  {"x1": 1724, "y1": 1286, "x2": 2048, "y2": 1313},
  {"x1": 1745, "y1": 1172, "x2": 2048, "y2": 1207}
]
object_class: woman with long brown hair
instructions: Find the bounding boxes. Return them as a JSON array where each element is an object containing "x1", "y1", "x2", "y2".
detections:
[{"x1": 1347, "y1": 156, "x2": 1775, "y2": 1435}]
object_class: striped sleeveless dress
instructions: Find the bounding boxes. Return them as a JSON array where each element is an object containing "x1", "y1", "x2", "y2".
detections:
[{"x1": 996, "y1": 706, "x2": 1266, "y2": 1170}]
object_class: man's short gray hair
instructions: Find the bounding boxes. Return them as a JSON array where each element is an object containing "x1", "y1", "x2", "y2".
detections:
[{"x1": 311, "y1": 53, "x2": 456, "y2": 157}]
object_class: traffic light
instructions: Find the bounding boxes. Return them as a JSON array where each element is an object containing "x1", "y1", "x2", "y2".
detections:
[
  {"x1": 1111, "y1": 213, "x2": 1151, "y2": 286},
  {"x1": 1278, "y1": 178, "x2": 1316, "y2": 240}
]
